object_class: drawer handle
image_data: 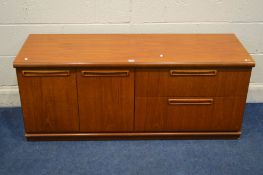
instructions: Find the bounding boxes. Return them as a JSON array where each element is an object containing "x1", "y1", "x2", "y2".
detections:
[
  {"x1": 81, "y1": 70, "x2": 129, "y2": 77},
  {"x1": 168, "y1": 98, "x2": 213, "y2": 105},
  {"x1": 170, "y1": 70, "x2": 217, "y2": 76},
  {"x1": 22, "y1": 70, "x2": 70, "y2": 77}
]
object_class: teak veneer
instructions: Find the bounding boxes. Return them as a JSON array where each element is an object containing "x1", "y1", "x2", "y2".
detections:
[{"x1": 13, "y1": 34, "x2": 255, "y2": 140}]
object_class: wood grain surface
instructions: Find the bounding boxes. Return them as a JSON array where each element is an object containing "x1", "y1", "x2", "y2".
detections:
[
  {"x1": 77, "y1": 69, "x2": 134, "y2": 132},
  {"x1": 135, "y1": 68, "x2": 251, "y2": 97},
  {"x1": 13, "y1": 34, "x2": 255, "y2": 68},
  {"x1": 17, "y1": 68, "x2": 79, "y2": 133},
  {"x1": 135, "y1": 97, "x2": 246, "y2": 132},
  {"x1": 14, "y1": 34, "x2": 253, "y2": 140}
]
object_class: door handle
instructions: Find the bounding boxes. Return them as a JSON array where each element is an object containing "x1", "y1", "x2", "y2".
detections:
[
  {"x1": 170, "y1": 70, "x2": 217, "y2": 76},
  {"x1": 168, "y1": 98, "x2": 213, "y2": 105},
  {"x1": 81, "y1": 70, "x2": 129, "y2": 77},
  {"x1": 22, "y1": 70, "x2": 70, "y2": 77}
]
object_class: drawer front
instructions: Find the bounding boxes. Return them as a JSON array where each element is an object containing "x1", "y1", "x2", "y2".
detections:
[
  {"x1": 135, "y1": 68, "x2": 251, "y2": 97},
  {"x1": 135, "y1": 97, "x2": 246, "y2": 132},
  {"x1": 77, "y1": 69, "x2": 134, "y2": 132},
  {"x1": 17, "y1": 69, "x2": 79, "y2": 133}
]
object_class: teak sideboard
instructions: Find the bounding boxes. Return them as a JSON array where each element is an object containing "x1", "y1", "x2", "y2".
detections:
[{"x1": 13, "y1": 34, "x2": 255, "y2": 140}]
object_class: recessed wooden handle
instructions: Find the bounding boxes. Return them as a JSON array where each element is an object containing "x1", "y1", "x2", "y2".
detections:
[
  {"x1": 22, "y1": 70, "x2": 70, "y2": 77},
  {"x1": 170, "y1": 70, "x2": 217, "y2": 76},
  {"x1": 168, "y1": 98, "x2": 213, "y2": 105},
  {"x1": 81, "y1": 70, "x2": 129, "y2": 77}
]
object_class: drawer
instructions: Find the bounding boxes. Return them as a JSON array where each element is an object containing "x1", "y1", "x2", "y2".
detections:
[
  {"x1": 135, "y1": 68, "x2": 251, "y2": 97},
  {"x1": 135, "y1": 97, "x2": 246, "y2": 132}
]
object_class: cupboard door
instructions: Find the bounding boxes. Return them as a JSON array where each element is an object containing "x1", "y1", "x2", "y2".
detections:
[
  {"x1": 135, "y1": 97, "x2": 246, "y2": 132},
  {"x1": 77, "y1": 69, "x2": 134, "y2": 132},
  {"x1": 17, "y1": 69, "x2": 79, "y2": 133}
]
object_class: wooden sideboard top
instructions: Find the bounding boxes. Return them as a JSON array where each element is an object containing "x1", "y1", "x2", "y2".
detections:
[{"x1": 13, "y1": 34, "x2": 255, "y2": 68}]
